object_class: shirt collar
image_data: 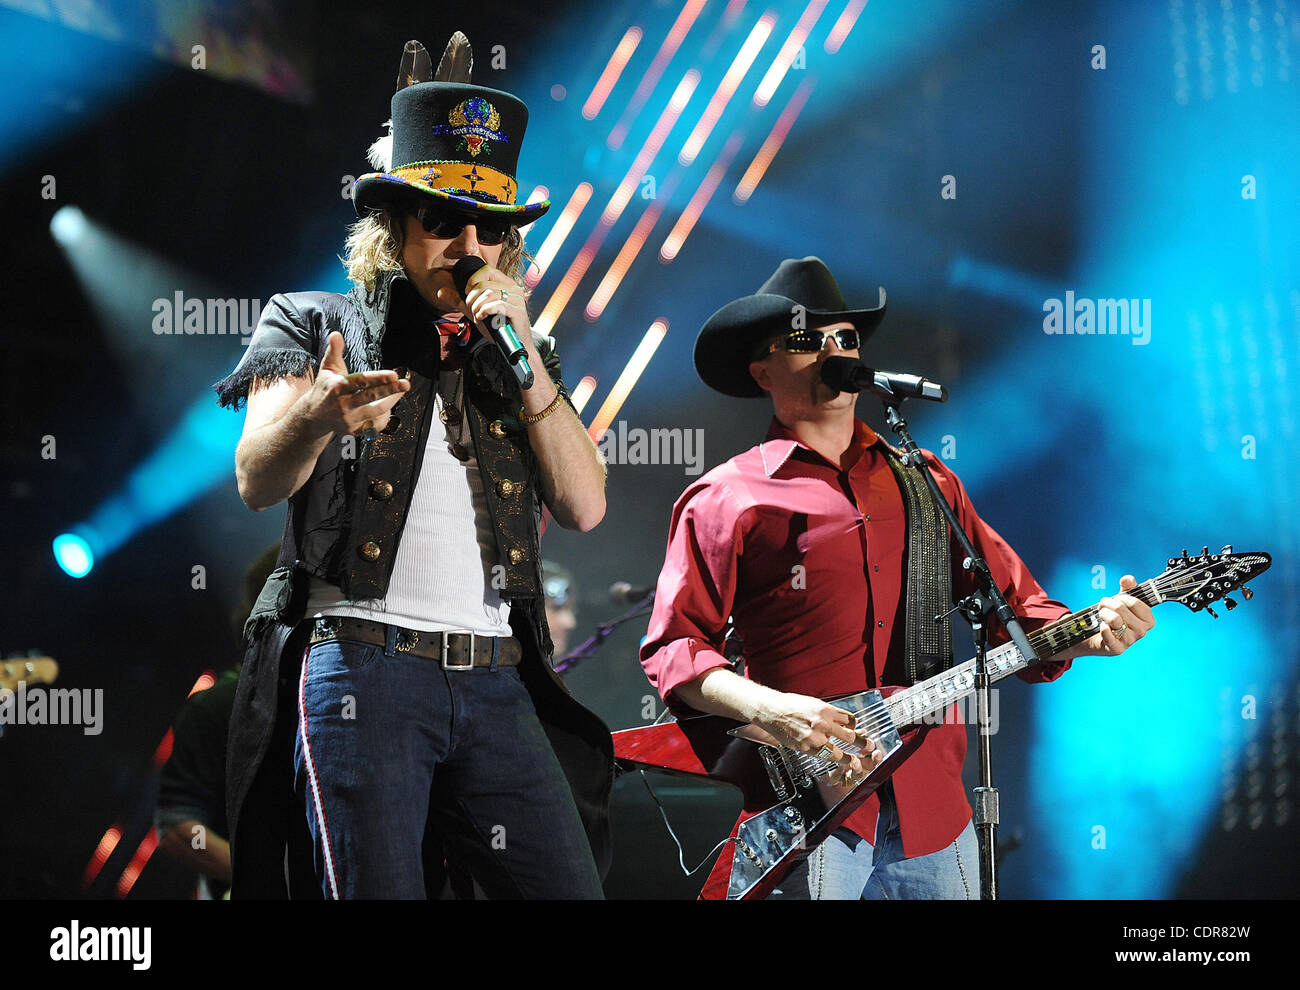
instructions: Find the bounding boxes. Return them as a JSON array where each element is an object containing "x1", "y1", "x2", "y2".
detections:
[{"x1": 758, "y1": 416, "x2": 881, "y2": 477}]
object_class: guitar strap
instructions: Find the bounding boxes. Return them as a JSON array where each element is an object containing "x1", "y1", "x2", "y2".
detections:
[{"x1": 881, "y1": 445, "x2": 954, "y2": 686}]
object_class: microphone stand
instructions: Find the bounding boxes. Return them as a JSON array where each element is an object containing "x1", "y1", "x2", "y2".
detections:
[
  {"x1": 552, "y1": 593, "x2": 655, "y2": 676},
  {"x1": 878, "y1": 398, "x2": 1041, "y2": 901}
]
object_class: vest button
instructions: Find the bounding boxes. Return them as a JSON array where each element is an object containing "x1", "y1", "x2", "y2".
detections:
[
  {"x1": 359, "y1": 542, "x2": 381, "y2": 561},
  {"x1": 508, "y1": 547, "x2": 525, "y2": 565},
  {"x1": 440, "y1": 405, "x2": 461, "y2": 426},
  {"x1": 497, "y1": 479, "x2": 517, "y2": 497},
  {"x1": 369, "y1": 480, "x2": 394, "y2": 500},
  {"x1": 489, "y1": 420, "x2": 506, "y2": 437}
]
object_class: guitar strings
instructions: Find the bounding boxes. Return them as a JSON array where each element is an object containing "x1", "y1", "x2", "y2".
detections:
[
  {"x1": 769, "y1": 566, "x2": 1254, "y2": 775},
  {"x1": 775, "y1": 577, "x2": 1169, "y2": 774}
]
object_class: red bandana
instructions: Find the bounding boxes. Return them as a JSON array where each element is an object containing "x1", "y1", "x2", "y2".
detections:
[{"x1": 437, "y1": 313, "x2": 471, "y2": 343}]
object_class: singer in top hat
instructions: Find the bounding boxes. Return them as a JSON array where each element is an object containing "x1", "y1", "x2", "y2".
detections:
[
  {"x1": 639, "y1": 256, "x2": 1156, "y2": 899},
  {"x1": 212, "y1": 35, "x2": 612, "y2": 899}
]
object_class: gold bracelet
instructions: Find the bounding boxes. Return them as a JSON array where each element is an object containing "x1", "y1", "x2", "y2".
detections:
[{"x1": 520, "y1": 389, "x2": 565, "y2": 426}]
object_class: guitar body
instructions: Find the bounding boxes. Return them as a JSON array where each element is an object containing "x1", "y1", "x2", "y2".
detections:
[{"x1": 613, "y1": 689, "x2": 920, "y2": 899}]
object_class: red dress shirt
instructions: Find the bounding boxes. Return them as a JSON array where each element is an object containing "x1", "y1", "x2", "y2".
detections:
[{"x1": 639, "y1": 416, "x2": 1072, "y2": 857}]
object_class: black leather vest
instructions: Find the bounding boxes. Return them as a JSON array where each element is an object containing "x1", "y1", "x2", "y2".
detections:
[{"x1": 221, "y1": 269, "x2": 559, "y2": 622}]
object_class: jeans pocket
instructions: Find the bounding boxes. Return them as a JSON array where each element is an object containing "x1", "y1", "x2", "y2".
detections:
[{"x1": 303, "y1": 639, "x2": 383, "y2": 682}]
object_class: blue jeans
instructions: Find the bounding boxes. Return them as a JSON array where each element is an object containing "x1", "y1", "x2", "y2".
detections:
[
  {"x1": 293, "y1": 632, "x2": 603, "y2": 899},
  {"x1": 770, "y1": 783, "x2": 980, "y2": 899}
]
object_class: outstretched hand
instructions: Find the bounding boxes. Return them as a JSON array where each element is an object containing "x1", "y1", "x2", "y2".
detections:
[{"x1": 300, "y1": 332, "x2": 411, "y2": 437}]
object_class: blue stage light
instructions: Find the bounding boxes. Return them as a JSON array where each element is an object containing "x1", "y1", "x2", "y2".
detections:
[{"x1": 52, "y1": 532, "x2": 94, "y2": 578}]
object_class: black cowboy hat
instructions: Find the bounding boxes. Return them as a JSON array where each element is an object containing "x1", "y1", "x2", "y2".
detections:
[
  {"x1": 352, "y1": 37, "x2": 549, "y2": 224},
  {"x1": 694, "y1": 257, "x2": 887, "y2": 398}
]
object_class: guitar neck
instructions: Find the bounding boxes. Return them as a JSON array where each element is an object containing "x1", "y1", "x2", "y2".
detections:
[{"x1": 883, "y1": 579, "x2": 1162, "y2": 728}]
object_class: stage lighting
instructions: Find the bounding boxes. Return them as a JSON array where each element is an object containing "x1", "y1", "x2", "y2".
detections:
[
  {"x1": 49, "y1": 206, "x2": 87, "y2": 246},
  {"x1": 52, "y1": 532, "x2": 94, "y2": 578}
]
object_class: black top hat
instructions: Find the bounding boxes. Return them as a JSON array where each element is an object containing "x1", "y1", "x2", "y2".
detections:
[
  {"x1": 694, "y1": 257, "x2": 887, "y2": 398},
  {"x1": 352, "y1": 38, "x2": 549, "y2": 223}
]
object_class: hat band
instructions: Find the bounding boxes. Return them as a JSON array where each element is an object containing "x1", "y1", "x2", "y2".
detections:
[{"x1": 390, "y1": 160, "x2": 518, "y2": 207}]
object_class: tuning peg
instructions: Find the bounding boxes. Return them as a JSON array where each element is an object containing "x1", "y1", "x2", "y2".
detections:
[
  {"x1": 1241, "y1": 586, "x2": 1254, "y2": 601},
  {"x1": 1205, "y1": 605, "x2": 1219, "y2": 618},
  {"x1": 1202, "y1": 546, "x2": 1210, "y2": 555},
  {"x1": 1182, "y1": 548, "x2": 1189, "y2": 558},
  {"x1": 1221, "y1": 544, "x2": 1233, "y2": 554},
  {"x1": 1224, "y1": 597, "x2": 1238, "y2": 610}
]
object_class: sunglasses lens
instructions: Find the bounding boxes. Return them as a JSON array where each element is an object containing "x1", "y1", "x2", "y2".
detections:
[
  {"x1": 782, "y1": 330, "x2": 825, "y2": 353},
  {"x1": 417, "y1": 208, "x2": 461, "y2": 237},
  {"x1": 833, "y1": 329, "x2": 860, "y2": 350},
  {"x1": 416, "y1": 208, "x2": 510, "y2": 245}
]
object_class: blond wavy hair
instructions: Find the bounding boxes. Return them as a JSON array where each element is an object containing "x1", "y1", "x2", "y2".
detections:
[{"x1": 342, "y1": 206, "x2": 531, "y2": 296}]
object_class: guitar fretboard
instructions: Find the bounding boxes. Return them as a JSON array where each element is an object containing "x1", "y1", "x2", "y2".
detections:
[{"x1": 879, "y1": 580, "x2": 1161, "y2": 728}]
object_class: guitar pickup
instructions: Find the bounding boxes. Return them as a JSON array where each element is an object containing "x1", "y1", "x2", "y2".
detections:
[{"x1": 759, "y1": 745, "x2": 793, "y2": 801}]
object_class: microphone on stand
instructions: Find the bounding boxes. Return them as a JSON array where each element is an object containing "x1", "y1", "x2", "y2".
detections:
[
  {"x1": 452, "y1": 256, "x2": 534, "y2": 389},
  {"x1": 609, "y1": 582, "x2": 656, "y2": 605},
  {"x1": 821, "y1": 356, "x2": 948, "y2": 403}
]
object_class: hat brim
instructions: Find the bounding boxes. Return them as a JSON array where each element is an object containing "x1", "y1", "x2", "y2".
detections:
[
  {"x1": 694, "y1": 290, "x2": 887, "y2": 398},
  {"x1": 352, "y1": 171, "x2": 550, "y2": 224}
]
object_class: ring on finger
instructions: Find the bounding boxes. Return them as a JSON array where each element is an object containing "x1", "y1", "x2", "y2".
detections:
[
  {"x1": 1115, "y1": 623, "x2": 1127, "y2": 638},
  {"x1": 815, "y1": 744, "x2": 836, "y2": 762}
]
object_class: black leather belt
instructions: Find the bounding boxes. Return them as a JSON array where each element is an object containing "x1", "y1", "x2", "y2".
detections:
[{"x1": 308, "y1": 616, "x2": 521, "y2": 670}]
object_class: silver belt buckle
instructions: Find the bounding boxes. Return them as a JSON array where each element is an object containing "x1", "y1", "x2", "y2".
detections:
[{"x1": 441, "y1": 631, "x2": 477, "y2": 671}]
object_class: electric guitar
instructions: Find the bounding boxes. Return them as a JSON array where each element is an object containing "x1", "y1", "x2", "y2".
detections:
[{"x1": 613, "y1": 547, "x2": 1272, "y2": 900}]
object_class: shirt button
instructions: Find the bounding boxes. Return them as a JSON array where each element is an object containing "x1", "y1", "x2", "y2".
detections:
[
  {"x1": 369, "y1": 480, "x2": 394, "y2": 500},
  {"x1": 874, "y1": 565, "x2": 880, "y2": 572},
  {"x1": 359, "y1": 541, "x2": 381, "y2": 561},
  {"x1": 877, "y1": 620, "x2": 884, "y2": 628}
]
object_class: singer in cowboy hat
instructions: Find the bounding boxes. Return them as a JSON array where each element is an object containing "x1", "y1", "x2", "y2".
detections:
[
  {"x1": 213, "y1": 34, "x2": 612, "y2": 899},
  {"x1": 639, "y1": 256, "x2": 1154, "y2": 899}
]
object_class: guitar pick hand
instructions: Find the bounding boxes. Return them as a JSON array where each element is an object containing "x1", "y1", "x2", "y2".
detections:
[{"x1": 750, "y1": 692, "x2": 887, "y2": 783}]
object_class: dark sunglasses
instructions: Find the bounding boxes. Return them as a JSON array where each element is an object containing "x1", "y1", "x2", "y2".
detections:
[
  {"x1": 414, "y1": 205, "x2": 513, "y2": 246},
  {"x1": 759, "y1": 327, "x2": 861, "y2": 358}
]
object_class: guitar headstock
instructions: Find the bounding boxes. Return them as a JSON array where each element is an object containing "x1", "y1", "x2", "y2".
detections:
[
  {"x1": 0, "y1": 655, "x2": 59, "y2": 693},
  {"x1": 1155, "y1": 545, "x2": 1271, "y2": 618}
]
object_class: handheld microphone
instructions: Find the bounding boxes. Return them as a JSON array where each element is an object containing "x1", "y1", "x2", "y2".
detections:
[
  {"x1": 451, "y1": 257, "x2": 534, "y2": 390},
  {"x1": 820, "y1": 356, "x2": 948, "y2": 403}
]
